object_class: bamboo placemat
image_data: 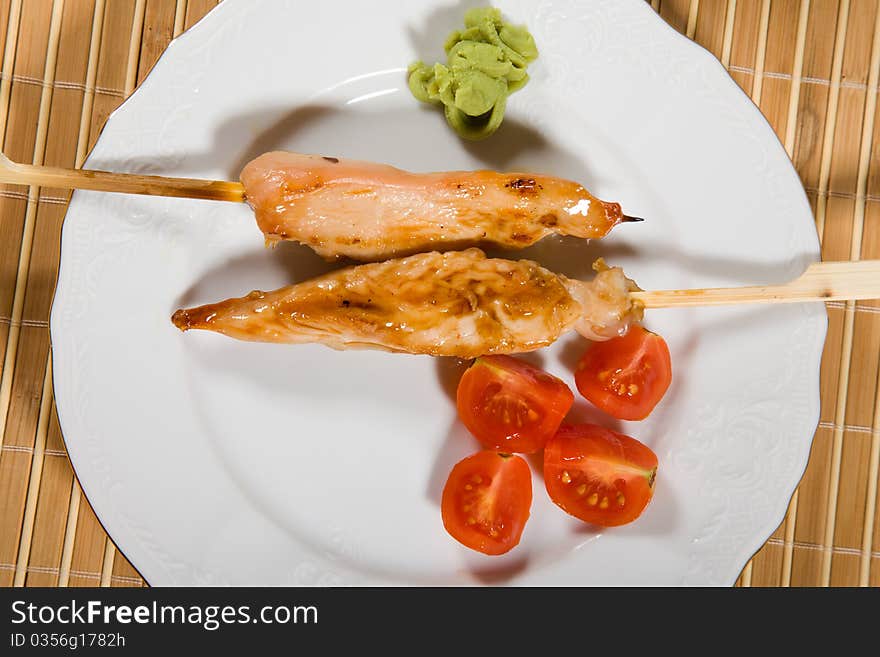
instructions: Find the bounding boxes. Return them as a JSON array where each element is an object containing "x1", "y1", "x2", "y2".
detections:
[{"x1": 0, "y1": 0, "x2": 877, "y2": 588}]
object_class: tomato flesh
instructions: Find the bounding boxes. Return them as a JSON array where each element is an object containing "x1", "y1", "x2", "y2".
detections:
[
  {"x1": 457, "y1": 355, "x2": 574, "y2": 453},
  {"x1": 441, "y1": 451, "x2": 532, "y2": 555},
  {"x1": 544, "y1": 424, "x2": 657, "y2": 527},
  {"x1": 575, "y1": 326, "x2": 672, "y2": 421}
]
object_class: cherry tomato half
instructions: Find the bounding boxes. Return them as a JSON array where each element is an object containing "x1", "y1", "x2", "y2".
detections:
[
  {"x1": 575, "y1": 326, "x2": 672, "y2": 421},
  {"x1": 441, "y1": 451, "x2": 532, "y2": 555},
  {"x1": 544, "y1": 424, "x2": 657, "y2": 527},
  {"x1": 457, "y1": 355, "x2": 574, "y2": 453}
]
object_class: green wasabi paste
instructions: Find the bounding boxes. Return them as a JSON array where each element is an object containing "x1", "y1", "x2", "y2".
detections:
[{"x1": 408, "y1": 7, "x2": 538, "y2": 140}]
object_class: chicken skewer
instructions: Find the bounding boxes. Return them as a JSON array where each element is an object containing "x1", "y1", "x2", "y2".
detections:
[
  {"x1": 171, "y1": 248, "x2": 643, "y2": 359},
  {"x1": 0, "y1": 151, "x2": 640, "y2": 262},
  {"x1": 171, "y1": 253, "x2": 880, "y2": 359},
  {"x1": 241, "y1": 152, "x2": 641, "y2": 261}
]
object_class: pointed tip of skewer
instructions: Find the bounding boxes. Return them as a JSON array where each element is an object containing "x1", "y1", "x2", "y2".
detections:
[{"x1": 621, "y1": 214, "x2": 645, "y2": 223}]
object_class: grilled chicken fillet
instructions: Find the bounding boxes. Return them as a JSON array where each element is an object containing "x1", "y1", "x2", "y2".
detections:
[
  {"x1": 241, "y1": 151, "x2": 637, "y2": 261},
  {"x1": 171, "y1": 249, "x2": 643, "y2": 358}
]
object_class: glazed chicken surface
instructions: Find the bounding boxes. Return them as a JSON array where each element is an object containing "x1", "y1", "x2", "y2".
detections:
[
  {"x1": 171, "y1": 249, "x2": 643, "y2": 358},
  {"x1": 241, "y1": 151, "x2": 634, "y2": 261}
]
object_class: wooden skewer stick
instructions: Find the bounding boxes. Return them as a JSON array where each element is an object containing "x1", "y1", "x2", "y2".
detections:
[
  {"x1": 632, "y1": 260, "x2": 880, "y2": 308},
  {"x1": 0, "y1": 152, "x2": 245, "y2": 202}
]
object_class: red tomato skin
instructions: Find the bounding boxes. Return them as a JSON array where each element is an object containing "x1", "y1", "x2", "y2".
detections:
[
  {"x1": 544, "y1": 424, "x2": 658, "y2": 527},
  {"x1": 456, "y1": 355, "x2": 574, "y2": 454},
  {"x1": 441, "y1": 451, "x2": 533, "y2": 555},
  {"x1": 575, "y1": 326, "x2": 672, "y2": 421}
]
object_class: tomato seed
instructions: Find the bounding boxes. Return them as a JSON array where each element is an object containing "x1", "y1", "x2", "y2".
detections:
[
  {"x1": 599, "y1": 496, "x2": 609, "y2": 510},
  {"x1": 587, "y1": 493, "x2": 599, "y2": 506},
  {"x1": 561, "y1": 471, "x2": 571, "y2": 484},
  {"x1": 617, "y1": 493, "x2": 626, "y2": 507}
]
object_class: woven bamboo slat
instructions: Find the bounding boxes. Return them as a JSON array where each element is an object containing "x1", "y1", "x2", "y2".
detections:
[{"x1": 0, "y1": 0, "x2": 877, "y2": 588}]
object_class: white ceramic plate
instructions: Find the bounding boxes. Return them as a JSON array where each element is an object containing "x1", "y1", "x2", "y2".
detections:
[{"x1": 51, "y1": 0, "x2": 825, "y2": 585}]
